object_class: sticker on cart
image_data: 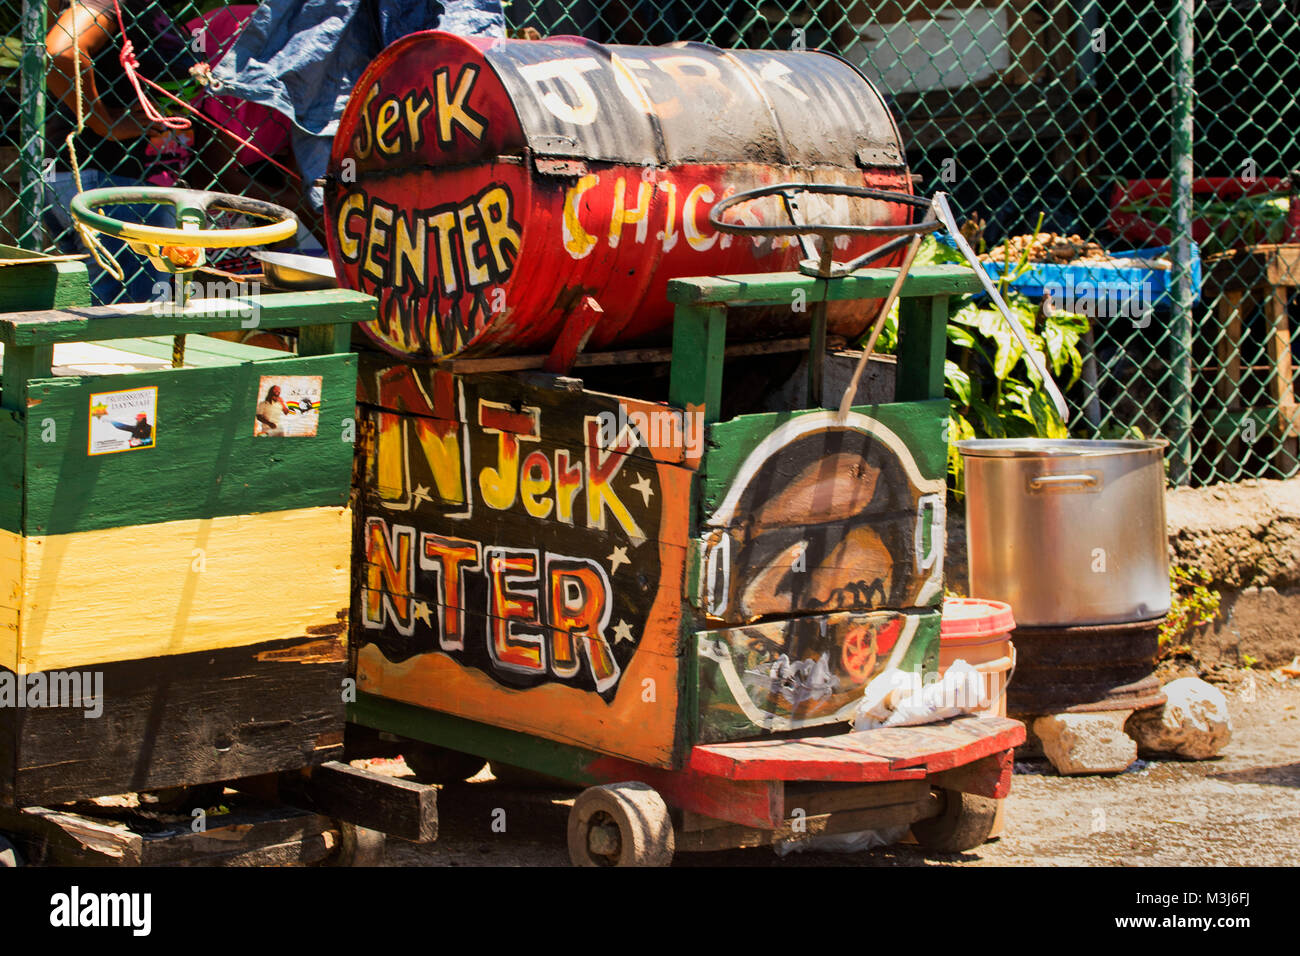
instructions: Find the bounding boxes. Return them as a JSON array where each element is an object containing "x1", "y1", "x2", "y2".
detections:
[
  {"x1": 88, "y1": 386, "x2": 157, "y2": 455},
  {"x1": 255, "y1": 375, "x2": 322, "y2": 437}
]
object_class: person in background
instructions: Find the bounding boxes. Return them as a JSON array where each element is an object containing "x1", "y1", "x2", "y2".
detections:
[
  {"x1": 209, "y1": 0, "x2": 505, "y2": 241},
  {"x1": 44, "y1": 0, "x2": 197, "y2": 303}
]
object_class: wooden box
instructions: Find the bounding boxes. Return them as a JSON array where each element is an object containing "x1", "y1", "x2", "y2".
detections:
[{"x1": 0, "y1": 290, "x2": 374, "y2": 805}]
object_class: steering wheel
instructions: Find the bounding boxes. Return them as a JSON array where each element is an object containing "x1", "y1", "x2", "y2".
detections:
[
  {"x1": 708, "y1": 183, "x2": 939, "y2": 277},
  {"x1": 70, "y1": 186, "x2": 299, "y2": 274}
]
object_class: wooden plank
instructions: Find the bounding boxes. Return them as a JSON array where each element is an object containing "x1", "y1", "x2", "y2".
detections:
[
  {"x1": 137, "y1": 334, "x2": 287, "y2": 362},
  {"x1": 586, "y1": 755, "x2": 784, "y2": 829},
  {"x1": 4, "y1": 634, "x2": 346, "y2": 805},
  {"x1": 436, "y1": 335, "x2": 839, "y2": 374},
  {"x1": 666, "y1": 265, "x2": 981, "y2": 307},
  {"x1": 7, "y1": 506, "x2": 350, "y2": 673},
  {"x1": 0, "y1": 414, "x2": 23, "y2": 534},
  {"x1": 1214, "y1": 290, "x2": 1244, "y2": 409},
  {"x1": 668, "y1": 304, "x2": 726, "y2": 423},
  {"x1": 783, "y1": 778, "x2": 930, "y2": 816},
  {"x1": 0, "y1": 805, "x2": 144, "y2": 866},
  {"x1": 689, "y1": 717, "x2": 1024, "y2": 782},
  {"x1": 1266, "y1": 285, "x2": 1297, "y2": 437},
  {"x1": 896, "y1": 295, "x2": 949, "y2": 402},
  {"x1": 287, "y1": 760, "x2": 438, "y2": 843},
  {"x1": 0, "y1": 290, "x2": 376, "y2": 346},
  {"x1": 0, "y1": 254, "x2": 91, "y2": 313},
  {"x1": 297, "y1": 322, "x2": 354, "y2": 357},
  {"x1": 930, "y1": 749, "x2": 1014, "y2": 800},
  {"x1": 674, "y1": 798, "x2": 932, "y2": 853},
  {"x1": 0, "y1": 343, "x2": 53, "y2": 411},
  {"x1": 23, "y1": 353, "x2": 357, "y2": 535}
]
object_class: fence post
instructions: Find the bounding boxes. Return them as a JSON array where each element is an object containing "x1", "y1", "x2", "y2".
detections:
[
  {"x1": 19, "y1": 0, "x2": 47, "y2": 249},
  {"x1": 1169, "y1": 0, "x2": 1195, "y2": 486}
]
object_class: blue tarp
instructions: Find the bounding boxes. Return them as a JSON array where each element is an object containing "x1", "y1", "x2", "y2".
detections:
[{"x1": 212, "y1": 0, "x2": 504, "y2": 209}]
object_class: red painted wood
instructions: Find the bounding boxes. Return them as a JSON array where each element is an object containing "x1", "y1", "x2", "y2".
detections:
[
  {"x1": 931, "y1": 748, "x2": 1014, "y2": 799},
  {"x1": 584, "y1": 756, "x2": 784, "y2": 829},
  {"x1": 543, "y1": 296, "x2": 603, "y2": 374},
  {"x1": 689, "y1": 717, "x2": 1025, "y2": 782}
]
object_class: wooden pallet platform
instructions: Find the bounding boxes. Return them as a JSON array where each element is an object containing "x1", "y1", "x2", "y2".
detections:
[{"x1": 688, "y1": 716, "x2": 1025, "y2": 782}]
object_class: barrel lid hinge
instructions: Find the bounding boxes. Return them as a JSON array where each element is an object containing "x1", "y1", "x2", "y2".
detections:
[
  {"x1": 533, "y1": 156, "x2": 590, "y2": 177},
  {"x1": 856, "y1": 144, "x2": 905, "y2": 169}
]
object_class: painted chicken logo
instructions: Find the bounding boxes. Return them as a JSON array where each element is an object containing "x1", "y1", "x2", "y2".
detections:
[{"x1": 700, "y1": 411, "x2": 945, "y2": 623}]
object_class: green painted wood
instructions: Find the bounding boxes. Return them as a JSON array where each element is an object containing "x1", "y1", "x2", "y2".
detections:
[
  {"x1": 896, "y1": 295, "x2": 948, "y2": 402},
  {"x1": 0, "y1": 290, "x2": 377, "y2": 347},
  {"x1": 137, "y1": 335, "x2": 287, "y2": 362},
  {"x1": 0, "y1": 410, "x2": 22, "y2": 533},
  {"x1": 297, "y1": 323, "x2": 354, "y2": 357},
  {"x1": 90, "y1": 337, "x2": 245, "y2": 369},
  {"x1": 0, "y1": 343, "x2": 53, "y2": 412},
  {"x1": 700, "y1": 399, "x2": 949, "y2": 508},
  {"x1": 22, "y1": 353, "x2": 358, "y2": 535},
  {"x1": 668, "y1": 304, "x2": 726, "y2": 424},
  {"x1": 350, "y1": 691, "x2": 606, "y2": 785},
  {"x1": 695, "y1": 399, "x2": 948, "y2": 620},
  {"x1": 0, "y1": 249, "x2": 91, "y2": 312},
  {"x1": 666, "y1": 266, "x2": 980, "y2": 307}
]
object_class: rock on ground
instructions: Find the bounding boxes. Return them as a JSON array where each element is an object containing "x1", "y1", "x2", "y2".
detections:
[
  {"x1": 1033, "y1": 711, "x2": 1137, "y2": 775},
  {"x1": 1126, "y1": 677, "x2": 1232, "y2": 759}
]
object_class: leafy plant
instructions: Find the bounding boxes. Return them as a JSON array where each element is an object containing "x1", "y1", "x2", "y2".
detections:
[
  {"x1": 872, "y1": 221, "x2": 1090, "y2": 493},
  {"x1": 1159, "y1": 564, "x2": 1221, "y2": 659}
]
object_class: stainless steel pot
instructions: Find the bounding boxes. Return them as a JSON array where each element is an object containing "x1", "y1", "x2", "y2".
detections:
[{"x1": 957, "y1": 439, "x2": 1170, "y2": 627}]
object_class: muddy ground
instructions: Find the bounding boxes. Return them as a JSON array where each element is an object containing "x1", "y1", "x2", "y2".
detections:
[{"x1": 377, "y1": 666, "x2": 1300, "y2": 867}]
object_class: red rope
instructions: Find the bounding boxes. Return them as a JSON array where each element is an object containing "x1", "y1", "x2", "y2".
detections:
[{"x1": 109, "y1": 0, "x2": 301, "y2": 181}]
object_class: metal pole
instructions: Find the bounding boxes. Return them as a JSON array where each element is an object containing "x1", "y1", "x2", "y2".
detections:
[
  {"x1": 19, "y1": 0, "x2": 47, "y2": 249},
  {"x1": 1170, "y1": 0, "x2": 1195, "y2": 486}
]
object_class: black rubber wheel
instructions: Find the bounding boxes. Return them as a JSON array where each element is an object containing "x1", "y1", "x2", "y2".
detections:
[
  {"x1": 0, "y1": 834, "x2": 23, "y2": 867},
  {"x1": 567, "y1": 782, "x2": 674, "y2": 867},
  {"x1": 911, "y1": 789, "x2": 999, "y2": 853},
  {"x1": 329, "y1": 822, "x2": 386, "y2": 866},
  {"x1": 402, "y1": 742, "x2": 488, "y2": 785}
]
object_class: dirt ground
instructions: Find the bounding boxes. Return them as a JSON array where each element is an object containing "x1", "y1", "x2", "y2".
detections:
[{"x1": 378, "y1": 665, "x2": 1300, "y2": 867}]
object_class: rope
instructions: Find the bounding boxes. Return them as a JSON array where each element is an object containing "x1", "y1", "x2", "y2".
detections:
[
  {"x1": 109, "y1": 0, "x2": 299, "y2": 181},
  {"x1": 64, "y1": 23, "x2": 124, "y2": 280}
]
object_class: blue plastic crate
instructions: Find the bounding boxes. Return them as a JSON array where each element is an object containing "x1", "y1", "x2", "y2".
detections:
[{"x1": 940, "y1": 237, "x2": 1203, "y2": 315}]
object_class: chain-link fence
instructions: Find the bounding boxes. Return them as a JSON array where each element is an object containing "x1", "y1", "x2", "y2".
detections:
[{"x1": 2, "y1": 0, "x2": 1298, "y2": 486}]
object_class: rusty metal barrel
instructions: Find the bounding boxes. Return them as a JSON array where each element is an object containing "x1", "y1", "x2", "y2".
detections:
[{"x1": 324, "y1": 31, "x2": 914, "y2": 361}]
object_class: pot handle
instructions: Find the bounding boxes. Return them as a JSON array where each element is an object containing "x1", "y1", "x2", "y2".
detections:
[{"x1": 1028, "y1": 472, "x2": 1101, "y2": 491}]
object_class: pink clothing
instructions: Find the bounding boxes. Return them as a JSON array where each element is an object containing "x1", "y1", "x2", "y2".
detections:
[{"x1": 189, "y1": 5, "x2": 292, "y2": 166}]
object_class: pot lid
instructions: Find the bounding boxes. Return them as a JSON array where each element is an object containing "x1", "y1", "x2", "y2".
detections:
[{"x1": 955, "y1": 438, "x2": 1167, "y2": 458}]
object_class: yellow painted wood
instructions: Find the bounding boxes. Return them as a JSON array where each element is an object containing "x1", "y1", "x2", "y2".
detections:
[
  {"x1": 0, "y1": 527, "x2": 19, "y2": 671},
  {"x1": 5, "y1": 506, "x2": 351, "y2": 673}
]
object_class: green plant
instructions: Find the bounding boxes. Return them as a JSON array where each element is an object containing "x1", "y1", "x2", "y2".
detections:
[
  {"x1": 872, "y1": 224, "x2": 1090, "y2": 493},
  {"x1": 1159, "y1": 564, "x2": 1222, "y2": 659}
]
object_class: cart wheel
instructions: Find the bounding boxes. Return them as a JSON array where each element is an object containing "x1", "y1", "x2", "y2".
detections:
[
  {"x1": 402, "y1": 743, "x2": 488, "y2": 785},
  {"x1": 912, "y1": 789, "x2": 999, "y2": 853},
  {"x1": 0, "y1": 834, "x2": 23, "y2": 867},
  {"x1": 567, "y1": 782, "x2": 674, "y2": 867},
  {"x1": 330, "y1": 822, "x2": 387, "y2": 866}
]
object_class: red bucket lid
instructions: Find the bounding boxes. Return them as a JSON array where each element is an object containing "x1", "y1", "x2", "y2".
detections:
[{"x1": 941, "y1": 597, "x2": 1015, "y2": 640}]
